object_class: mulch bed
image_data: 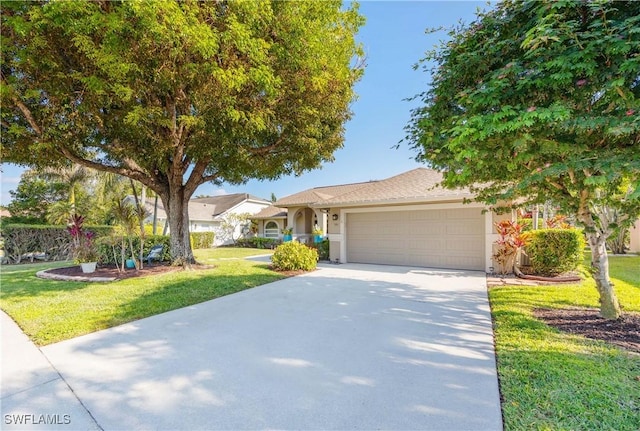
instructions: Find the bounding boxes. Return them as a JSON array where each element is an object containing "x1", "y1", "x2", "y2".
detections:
[
  {"x1": 534, "y1": 308, "x2": 640, "y2": 354},
  {"x1": 48, "y1": 263, "x2": 182, "y2": 280}
]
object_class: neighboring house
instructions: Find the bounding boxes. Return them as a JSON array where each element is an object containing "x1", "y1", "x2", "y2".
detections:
[
  {"x1": 134, "y1": 193, "x2": 272, "y2": 246},
  {"x1": 630, "y1": 219, "x2": 640, "y2": 253},
  {"x1": 252, "y1": 168, "x2": 512, "y2": 272}
]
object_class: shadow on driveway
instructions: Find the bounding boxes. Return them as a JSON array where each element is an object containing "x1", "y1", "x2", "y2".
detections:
[{"x1": 39, "y1": 263, "x2": 502, "y2": 430}]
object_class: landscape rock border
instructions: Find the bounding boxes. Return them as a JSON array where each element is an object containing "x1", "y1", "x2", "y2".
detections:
[{"x1": 36, "y1": 268, "x2": 116, "y2": 282}]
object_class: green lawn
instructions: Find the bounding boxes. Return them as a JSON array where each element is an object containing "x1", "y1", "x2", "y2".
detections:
[
  {"x1": 490, "y1": 255, "x2": 640, "y2": 431},
  {"x1": 0, "y1": 248, "x2": 280, "y2": 346}
]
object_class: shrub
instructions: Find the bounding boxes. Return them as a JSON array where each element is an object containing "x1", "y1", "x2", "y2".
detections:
[
  {"x1": 312, "y1": 238, "x2": 330, "y2": 261},
  {"x1": 522, "y1": 229, "x2": 585, "y2": 276},
  {"x1": 271, "y1": 241, "x2": 318, "y2": 271},
  {"x1": 191, "y1": 232, "x2": 215, "y2": 249},
  {"x1": 236, "y1": 237, "x2": 281, "y2": 249}
]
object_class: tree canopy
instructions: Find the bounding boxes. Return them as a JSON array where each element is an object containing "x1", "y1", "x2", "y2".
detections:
[
  {"x1": 2, "y1": 0, "x2": 364, "y2": 264},
  {"x1": 406, "y1": 0, "x2": 640, "y2": 318}
]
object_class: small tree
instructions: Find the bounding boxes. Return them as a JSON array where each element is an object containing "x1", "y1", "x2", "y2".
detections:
[
  {"x1": 111, "y1": 200, "x2": 140, "y2": 270},
  {"x1": 406, "y1": 0, "x2": 640, "y2": 319},
  {"x1": 219, "y1": 213, "x2": 252, "y2": 245}
]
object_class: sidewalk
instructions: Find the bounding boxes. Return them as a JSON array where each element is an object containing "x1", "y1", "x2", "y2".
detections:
[{"x1": 1, "y1": 311, "x2": 100, "y2": 430}]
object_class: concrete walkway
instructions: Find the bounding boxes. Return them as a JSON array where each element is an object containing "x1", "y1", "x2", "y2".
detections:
[{"x1": 1, "y1": 263, "x2": 502, "y2": 430}]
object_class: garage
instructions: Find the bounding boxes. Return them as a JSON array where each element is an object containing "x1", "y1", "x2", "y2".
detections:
[{"x1": 346, "y1": 207, "x2": 485, "y2": 270}]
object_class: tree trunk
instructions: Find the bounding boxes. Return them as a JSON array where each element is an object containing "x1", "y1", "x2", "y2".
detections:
[
  {"x1": 161, "y1": 185, "x2": 195, "y2": 267},
  {"x1": 586, "y1": 233, "x2": 621, "y2": 319}
]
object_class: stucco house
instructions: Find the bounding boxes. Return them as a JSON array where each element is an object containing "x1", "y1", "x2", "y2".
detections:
[
  {"x1": 253, "y1": 168, "x2": 512, "y2": 272},
  {"x1": 138, "y1": 193, "x2": 272, "y2": 246},
  {"x1": 630, "y1": 219, "x2": 640, "y2": 253}
]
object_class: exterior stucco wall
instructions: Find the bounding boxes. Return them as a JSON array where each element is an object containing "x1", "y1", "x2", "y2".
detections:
[
  {"x1": 327, "y1": 202, "x2": 504, "y2": 272},
  {"x1": 630, "y1": 219, "x2": 640, "y2": 253}
]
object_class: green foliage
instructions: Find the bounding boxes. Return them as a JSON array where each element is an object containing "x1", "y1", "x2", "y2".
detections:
[
  {"x1": 236, "y1": 237, "x2": 280, "y2": 249},
  {"x1": 406, "y1": 0, "x2": 640, "y2": 318},
  {"x1": 406, "y1": 0, "x2": 640, "y2": 221},
  {"x1": 190, "y1": 232, "x2": 215, "y2": 249},
  {"x1": 1, "y1": 224, "x2": 114, "y2": 263},
  {"x1": 2, "y1": 0, "x2": 364, "y2": 263},
  {"x1": 271, "y1": 241, "x2": 318, "y2": 271},
  {"x1": 6, "y1": 169, "x2": 66, "y2": 222},
  {"x1": 313, "y1": 238, "x2": 330, "y2": 261},
  {"x1": 522, "y1": 229, "x2": 586, "y2": 276},
  {"x1": 96, "y1": 235, "x2": 171, "y2": 265}
]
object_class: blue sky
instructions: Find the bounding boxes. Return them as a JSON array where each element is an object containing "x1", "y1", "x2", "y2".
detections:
[{"x1": 0, "y1": 1, "x2": 487, "y2": 205}]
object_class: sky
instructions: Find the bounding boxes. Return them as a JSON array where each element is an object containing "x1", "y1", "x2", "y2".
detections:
[{"x1": 0, "y1": 1, "x2": 488, "y2": 206}]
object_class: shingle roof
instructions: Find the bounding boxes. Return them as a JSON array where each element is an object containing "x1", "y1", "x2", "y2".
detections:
[
  {"x1": 137, "y1": 193, "x2": 271, "y2": 222},
  {"x1": 252, "y1": 206, "x2": 288, "y2": 219},
  {"x1": 272, "y1": 168, "x2": 473, "y2": 209},
  {"x1": 191, "y1": 193, "x2": 270, "y2": 216},
  {"x1": 318, "y1": 168, "x2": 473, "y2": 206},
  {"x1": 274, "y1": 182, "x2": 372, "y2": 207}
]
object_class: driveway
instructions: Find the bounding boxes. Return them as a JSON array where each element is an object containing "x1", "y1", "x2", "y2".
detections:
[{"x1": 6, "y1": 263, "x2": 502, "y2": 430}]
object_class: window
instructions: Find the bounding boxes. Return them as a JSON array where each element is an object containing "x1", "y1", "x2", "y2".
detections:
[{"x1": 265, "y1": 221, "x2": 279, "y2": 238}]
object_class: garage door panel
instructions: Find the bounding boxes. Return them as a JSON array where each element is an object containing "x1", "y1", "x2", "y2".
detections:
[{"x1": 347, "y1": 209, "x2": 485, "y2": 270}]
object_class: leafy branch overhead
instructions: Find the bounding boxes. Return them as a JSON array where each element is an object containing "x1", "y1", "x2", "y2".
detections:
[{"x1": 406, "y1": 0, "x2": 640, "y2": 319}]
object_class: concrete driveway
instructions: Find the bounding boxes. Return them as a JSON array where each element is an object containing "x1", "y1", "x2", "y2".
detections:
[{"x1": 5, "y1": 263, "x2": 502, "y2": 430}]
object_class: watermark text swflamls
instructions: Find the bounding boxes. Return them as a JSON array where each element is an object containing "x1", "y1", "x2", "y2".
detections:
[{"x1": 4, "y1": 414, "x2": 71, "y2": 425}]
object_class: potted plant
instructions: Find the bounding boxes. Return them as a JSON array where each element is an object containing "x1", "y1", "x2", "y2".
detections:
[
  {"x1": 312, "y1": 224, "x2": 324, "y2": 243},
  {"x1": 282, "y1": 227, "x2": 293, "y2": 242},
  {"x1": 68, "y1": 214, "x2": 99, "y2": 273}
]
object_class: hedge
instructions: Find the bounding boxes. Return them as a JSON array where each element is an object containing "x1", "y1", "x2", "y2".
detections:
[
  {"x1": 236, "y1": 237, "x2": 281, "y2": 249},
  {"x1": 522, "y1": 228, "x2": 585, "y2": 276},
  {"x1": 190, "y1": 232, "x2": 215, "y2": 249},
  {"x1": 1, "y1": 224, "x2": 114, "y2": 263}
]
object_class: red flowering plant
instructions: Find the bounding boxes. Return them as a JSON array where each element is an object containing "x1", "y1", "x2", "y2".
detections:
[
  {"x1": 492, "y1": 220, "x2": 526, "y2": 275},
  {"x1": 68, "y1": 214, "x2": 99, "y2": 263}
]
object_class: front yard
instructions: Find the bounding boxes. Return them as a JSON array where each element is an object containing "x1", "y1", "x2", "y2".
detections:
[
  {"x1": 0, "y1": 248, "x2": 281, "y2": 345},
  {"x1": 1, "y1": 249, "x2": 638, "y2": 429},
  {"x1": 490, "y1": 255, "x2": 640, "y2": 430}
]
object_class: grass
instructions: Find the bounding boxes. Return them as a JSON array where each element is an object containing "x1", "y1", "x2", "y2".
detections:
[
  {"x1": 0, "y1": 248, "x2": 280, "y2": 346},
  {"x1": 490, "y1": 255, "x2": 640, "y2": 431}
]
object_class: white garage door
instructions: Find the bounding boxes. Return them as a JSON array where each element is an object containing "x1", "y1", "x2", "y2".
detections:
[{"x1": 346, "y1": 208, "x2": 485, "y2": 270}]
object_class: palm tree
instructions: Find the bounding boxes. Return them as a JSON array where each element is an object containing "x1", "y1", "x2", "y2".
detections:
[{"x1": 40, "y1": 164, "x2": 92, "y2": 215}]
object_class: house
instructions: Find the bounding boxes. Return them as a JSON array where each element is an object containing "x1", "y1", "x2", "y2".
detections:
[
  {"x1": 137, "y1": 193, "x2": 272, "y2": 246},
  {"x1": 630, "y1": 219, "x2": 640, "y2": 253},
  {"x1": 253, "y1": 168, "x2": 512, "y2": 272}
]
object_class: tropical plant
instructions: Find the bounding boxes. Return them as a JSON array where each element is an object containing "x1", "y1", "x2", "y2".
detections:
[
  {"x1": 492, "y1": 220, "x2": 526, "y2": 275},
  {"x1": 67, "y1": 214, "x2": 98, "y2": 263},
  {"x1": 405, "y1": 0, "x2": 640, "y2": 318},
  {"x1": 2, "y1": 1, "x2": 364, "y2": 266}
]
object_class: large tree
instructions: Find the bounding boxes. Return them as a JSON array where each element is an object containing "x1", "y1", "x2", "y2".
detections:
[
  {"x1": 1, "y1": 0, "x2": 364, "y2": 265},
  {"x1": 406, "y1": 0, "x2": 640, "y2": 319}
]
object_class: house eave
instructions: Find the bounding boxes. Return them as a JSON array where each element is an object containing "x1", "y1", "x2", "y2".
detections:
[{"x1": 310, "y1": 194, "x2": 476, "y2": 209}]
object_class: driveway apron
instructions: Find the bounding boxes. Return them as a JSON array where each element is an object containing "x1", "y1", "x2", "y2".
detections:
[{"x1": 20, "y1": 263, "x2": 502, "y2": 430}]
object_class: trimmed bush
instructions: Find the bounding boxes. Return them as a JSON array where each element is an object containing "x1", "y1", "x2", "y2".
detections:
[
  {"x1": 522, "y1": 228, "x2": 585, "y2": 276},
  {"x1": 191, "y1": 232, "x2": 215, "y2": 249},
  {"x1": 271, "y1": 241, "x2": 318, "y2": 271}
]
